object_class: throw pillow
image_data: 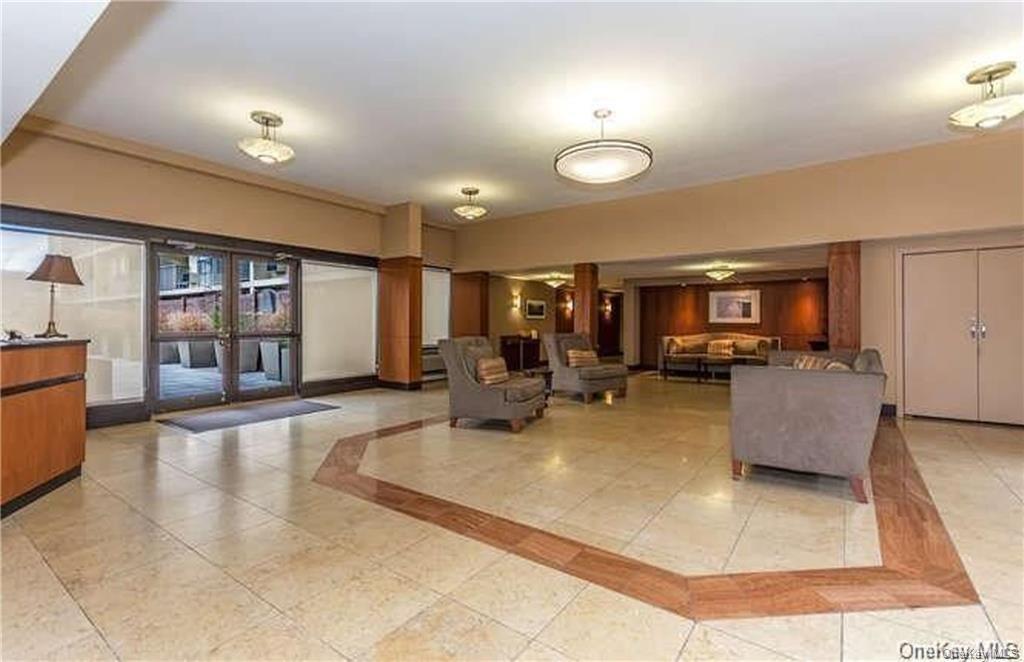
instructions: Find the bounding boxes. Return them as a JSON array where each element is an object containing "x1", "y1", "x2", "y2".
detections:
[
  {"x1": 825, "y1": 360, "x2": 852, "y2": 371},
  {"x1": 793, "y1": 354, "x2": 831, "y2": 370},
  {"x1": 666, "y1": 338, "x2": 682, "y2": 355},
  {"x1": 707, "y1": 339, "x2": 734, "y2": 356},
  {"x1": 681, "y1": 341, "x2": 708, "y2": 355},
  {"x1": 476, "y1": 357, "x2": 509, "y2": 385},
  {"x1": 567, "y1": 348, "x2": 600, "y2": 367}
]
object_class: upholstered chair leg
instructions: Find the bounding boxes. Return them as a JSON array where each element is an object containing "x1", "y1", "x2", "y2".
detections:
[
  {"x1": 535, "y1": 407, "x2": 545, "y2": 418},
  {"x1": 449, "y1": 417, "x2": 458, "y2": 428},
  {"x1": 731, "y1": 458, "x2": 744, "y2": 480},
  {"x1": 850, "y1": 476, "x2": 869, "y2": 504},
  {"x1": 510, "y1": 418, "x2": 525, "y2": 433},
  {"x1": 617, "y1": 387, "x2": 627, "y2": 398},
  {"x1": 583, "y1": 393, "x2": 594, "y2": 404}
]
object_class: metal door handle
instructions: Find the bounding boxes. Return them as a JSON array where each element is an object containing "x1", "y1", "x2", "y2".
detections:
[
  {"x1": 968, "y1": 318, "x2": 978, "y2": 340},
  {"x1": 978, "y1": 321, "x2": 987, "y2": 340}
]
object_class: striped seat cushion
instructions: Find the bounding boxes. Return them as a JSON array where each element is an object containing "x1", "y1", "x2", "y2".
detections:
[
  {"x1": 476, "y1": 357, "x2": 510, "y2": 385},
  {"x1": 566, "y1": 348, "x2": 600, "y2": 368}
]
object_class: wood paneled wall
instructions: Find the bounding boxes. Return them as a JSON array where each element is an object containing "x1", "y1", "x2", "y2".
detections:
[
  {"x1": 638, "y1": 279, "x2": 828, "y2": 367},
  {"x1": 452, "y1": 271, "x2": 489, "y2": 337},
  {"x1": 378, "y1": 256, "x2": 422, "y2": 385},
  {"x1": 555, "y1": 288, "x2": 622, "y2": 356}
]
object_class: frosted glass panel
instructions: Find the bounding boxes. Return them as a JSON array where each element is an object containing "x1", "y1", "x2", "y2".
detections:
[
  {"x1": 422, "y1": 267, "x2": 450, "y2": 346},
  {"x1": 301, "y1": 262, "x2": 377, "y2": 381},
  {"x1": 1, "y1": 228, "x2": 145, "y2": 404}
]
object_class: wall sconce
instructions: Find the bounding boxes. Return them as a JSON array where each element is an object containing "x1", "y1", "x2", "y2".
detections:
[
  {"x1": 564, "y1": 296, "x2": 574, "y2": 313},
  {"x1": 511, "y1": 293, "x2": 522, "y2": 310},
  {"x1": 602, "y1": 298, "x2": 613, "y2": 318}
]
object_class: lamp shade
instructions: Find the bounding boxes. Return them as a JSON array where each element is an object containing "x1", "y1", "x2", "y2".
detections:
[{"x1": 26, "y1": 255, "x2": 83, "y2": 285}]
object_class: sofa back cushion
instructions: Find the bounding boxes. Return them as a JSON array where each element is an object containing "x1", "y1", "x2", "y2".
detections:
[
  {"x1": 707, "y1": 339, "x2": 734, "y2": 356},
  {"x1": 476, "y1": 357, "x2": 510, "y2": 385},
  {"x1": 853, "y1": 349, "x2": 885, "y2": 374},
  {"x1": 733, "y1": 338, "x2": 768, "y2": 357},
  {"x1": 567, "y1": 348, "x2": 600, "y2": 368}
]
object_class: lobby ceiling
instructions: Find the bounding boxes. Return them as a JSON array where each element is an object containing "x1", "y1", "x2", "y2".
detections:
[
  {"x1": 30, "y1": 2, "x2": 1022, "y2": 223},
  {"x1": 505, "y1": 244, "x2": 829, "y2": 288}
]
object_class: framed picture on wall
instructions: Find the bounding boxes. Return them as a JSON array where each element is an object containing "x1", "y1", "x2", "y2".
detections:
[
  {"x1": 709, "y1": 289, "x2": 761, "y2": 324},
  {"x1": 524, "y1": 299, "x2": 547, "y2": 319}
]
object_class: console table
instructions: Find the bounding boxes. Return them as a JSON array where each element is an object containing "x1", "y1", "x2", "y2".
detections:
[
  {"x1": 500, "y1": 335, "x2": 541, "y2": 371},
  {"x1": 1, "y1": 339, "x2": 88, "y2": 516}
]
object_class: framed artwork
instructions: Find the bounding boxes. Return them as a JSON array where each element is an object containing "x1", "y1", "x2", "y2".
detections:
[
  {"x1": 524, "y1": 299, "x2": 547, "y2": 319},
  {"x1": 709, "y1": 289, "x2": 761, "y2": 324}
]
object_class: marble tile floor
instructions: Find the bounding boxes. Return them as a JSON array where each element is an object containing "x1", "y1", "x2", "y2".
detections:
[{"x1": 1, "y1": 376, "x2": 1020, "y2": 660}]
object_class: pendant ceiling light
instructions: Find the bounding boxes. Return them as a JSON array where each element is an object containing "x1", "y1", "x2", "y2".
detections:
[
  {"x1": 948, "y1": 61, "x2": 1024, "y2": 130},
  {"x1": 554, "y1": 109, "x2": 653, "y2": 184},
  {"x1": 452, "y1": 187, "x2": 488, "y2": 221},
  {"x1": 238, "y1": 111, "x2": 295, "y2": 164},
  {"x1": 705, "y1": 264, "x2": 736, "y2": 281}
]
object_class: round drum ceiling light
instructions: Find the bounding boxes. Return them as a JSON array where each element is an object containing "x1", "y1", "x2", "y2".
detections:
[
  {"x1": 238, "y1": 111, "x2": 295, "y2": 164},
  {"x1": 554, "y1": 109, "x2": 653, "y2": 185},
  {"x1": 452, "y1": 187, "x2": 488, "y2": 221},
  {"x1": 948, "y1": 61, "x2": 1024, "y2": 130}
]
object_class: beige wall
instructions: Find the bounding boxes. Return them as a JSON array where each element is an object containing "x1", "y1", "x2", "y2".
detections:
[
  {"x1": 488, "y1": 276, "x2": 556, "y2": 357},
  {"x1": 454, "y1": 131, "x2": 1023, "y2": 272},
  {"x1": 423, "y1": 225, "x2": 455, "y2": 268},
  {"x1": 1, "y1": 128, "x2": 383, "y2": 256},
  {"x1": 861, "y1": 227, "x2": 1024, "y2": 407}
]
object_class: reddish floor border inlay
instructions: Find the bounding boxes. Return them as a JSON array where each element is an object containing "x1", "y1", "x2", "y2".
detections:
[{"x1": 314, "y1": 417, "x2": 977, "y2": 620}]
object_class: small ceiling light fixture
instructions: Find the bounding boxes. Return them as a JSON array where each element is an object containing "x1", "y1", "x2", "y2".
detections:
[
  {"x1": 705, "y1": 264, "x2": 736, "y2": 281},
  {"x1": 238, "y1": 111, "x2": 295, "y2": 164},
  {"x1": 554, "y1": 109, "x2": 653, "y2": 185},
  {"x1": 948, "y1": 61, "x2": 1024, "y2": 130},
  {"x1": 453, "y1": 187, "x2": 488, "y2": 221},
  {"x1": 541, "y1": 271, "x2": 572, "y2": 289}
]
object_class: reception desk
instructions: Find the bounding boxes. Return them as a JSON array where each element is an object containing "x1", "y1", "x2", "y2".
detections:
[{"x1": 1, "y1": 339, "x2": 88, "y2": 516}]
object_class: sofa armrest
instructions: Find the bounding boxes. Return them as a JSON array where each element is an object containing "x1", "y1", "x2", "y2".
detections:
[{"x1": 730, "y1": 365, "x2": 884, "y2": 478}]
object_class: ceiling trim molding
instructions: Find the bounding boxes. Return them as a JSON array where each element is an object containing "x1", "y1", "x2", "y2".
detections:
[
  {"x1": 15, "y1": 115, "x2": 388, "y2": 216},
  {"x1": 624, "y1": 267, "x2": 828, "y2": 288}
]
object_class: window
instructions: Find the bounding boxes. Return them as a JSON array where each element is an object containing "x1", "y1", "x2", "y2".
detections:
[
  {"x1": 301, "y1": 262, "x2": 377, "y2": 381},
  {"x1": 422, "y1": 267, "x2": 451, "y2": 346},
  {"x1": 1, "y1": 227, "x2": 145, "y2": 405}
]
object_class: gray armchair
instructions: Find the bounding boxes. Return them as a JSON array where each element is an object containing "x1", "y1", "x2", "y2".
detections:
[
  {"x1": 438, "y1": 337, "x2": 546, "y2": 432},
  {"x1": 542, "y1": 333, "x2": 628, "y2": 403},
  {"x1": 730, "y1": 349, "x2": 886, "y2": 502}
]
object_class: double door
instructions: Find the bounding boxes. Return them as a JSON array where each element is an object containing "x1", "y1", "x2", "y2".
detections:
[
  {"x1": 151, "y1": 247, "x2": 299, "y2": 412},
  {"x1": 904, "y1": 246, "x2": 1023, "y2": 424}
]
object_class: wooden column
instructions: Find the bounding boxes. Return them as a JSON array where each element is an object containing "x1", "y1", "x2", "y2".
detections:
[
  {"x1": 573, "y1": 263, "x2": 600, "y2": 347},
  {"x1": 451, "y1": 272, "x2": 489, "y2": 337},
  {"x1": 378, "y1": 256, "x2": 422, "y2": 387},
  {"x1": 828, "y1": 241, "x2": 861, "y2": 350}
]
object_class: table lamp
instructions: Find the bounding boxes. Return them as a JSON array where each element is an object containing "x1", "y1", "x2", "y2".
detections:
[{"x1": 26, "y1": 254, "x2": 83, "y2": 338}]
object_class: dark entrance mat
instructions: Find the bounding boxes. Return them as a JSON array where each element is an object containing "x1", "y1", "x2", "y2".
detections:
[{"x1": 161, "y1": 399, "x2": 338, "y2": 433}]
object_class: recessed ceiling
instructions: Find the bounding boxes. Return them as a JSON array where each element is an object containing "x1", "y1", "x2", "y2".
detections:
[
  {"x1": 504, "y1": 244, "x2": 829, "y2": 288},
  {"x1": 29, "y1": 2, "x2": 1022, "y2": 224}
]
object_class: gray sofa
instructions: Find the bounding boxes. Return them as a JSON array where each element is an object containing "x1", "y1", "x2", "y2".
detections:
[
  {"x1": 542, "y1": 333, "x2": 628, "y2": 403},
  {"x1": 438, "y1": 337, "x2": 546, "y2": 432},
  {"x1": 730, "y1": 349, "x2": 886, "y2": 503}
]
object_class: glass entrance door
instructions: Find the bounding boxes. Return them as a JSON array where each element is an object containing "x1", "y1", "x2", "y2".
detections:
[
  {"x1": 232, "y1": 254, "x2": 297, "y2": 401},
  {"x1": 151, "y1": 248, "x2": 299, "y2": 411},
  {"x1": 152, "y1": 247, "x2": 230, "y2": 411}
]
